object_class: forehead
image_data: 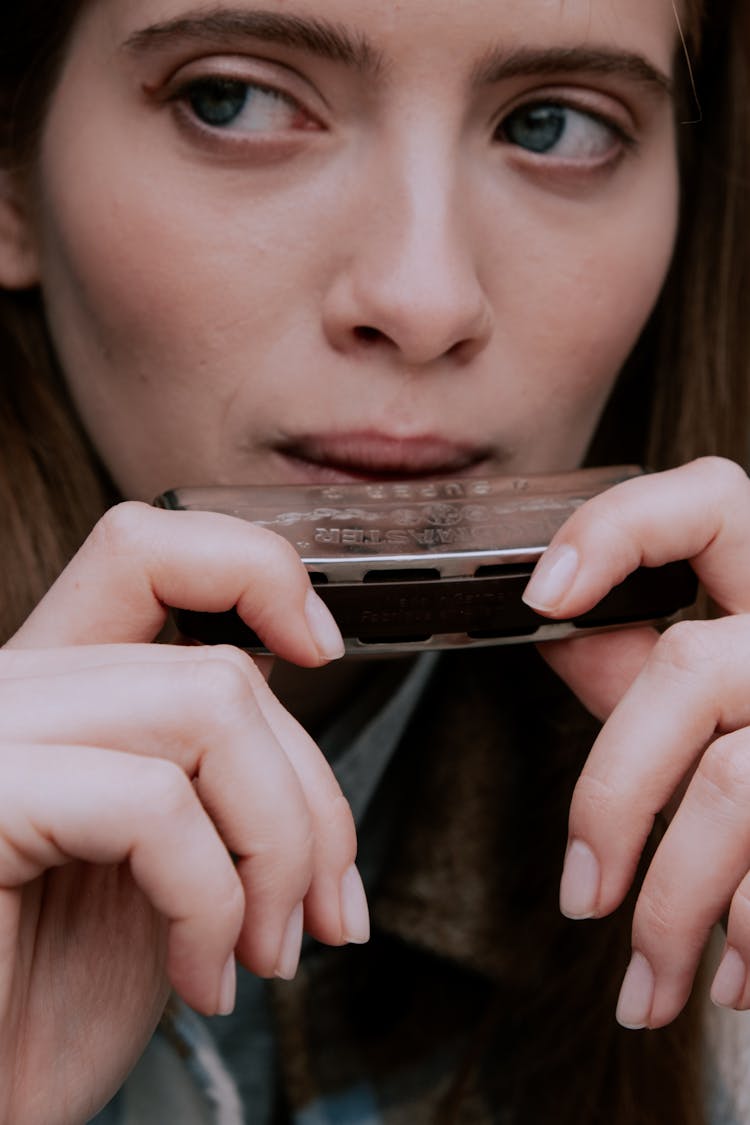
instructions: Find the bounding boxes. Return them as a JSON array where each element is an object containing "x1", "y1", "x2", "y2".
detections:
[{"x1": 88, "y1": 0, "x2": 679, "y2": 73}]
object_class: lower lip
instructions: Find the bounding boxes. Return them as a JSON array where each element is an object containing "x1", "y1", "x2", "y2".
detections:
[
  {"x1": 279, "y1": 455, "x2": 448, "y2": 484},
  {"x1": 275, "y1": 445, "x2": 491, "y2": 485}
]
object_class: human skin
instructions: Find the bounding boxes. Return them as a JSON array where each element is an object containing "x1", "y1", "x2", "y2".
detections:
[
  {"x1": 21, "y1": 0, "x2": 679, "y2": 496},
  {"x1": 2, "y1": 1, "x2": 750, "y2": 1123}
]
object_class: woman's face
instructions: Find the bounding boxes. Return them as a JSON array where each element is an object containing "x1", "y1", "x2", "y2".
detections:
[{"x1": 16, "y1": 0, "x2": 679, "y2": 497}]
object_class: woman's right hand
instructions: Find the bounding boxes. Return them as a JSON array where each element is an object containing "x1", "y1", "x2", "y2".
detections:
[{"x1": 0, "y1": 502, "x2": 365, "y2": 1125}]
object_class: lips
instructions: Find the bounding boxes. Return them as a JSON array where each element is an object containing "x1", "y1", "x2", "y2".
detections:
[{"x1": 277, "y1": 431, "x2": 492, "y2": 482}]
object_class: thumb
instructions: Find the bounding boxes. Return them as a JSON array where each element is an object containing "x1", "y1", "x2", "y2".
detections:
[{"x1": 9, "y1": 503, "x2": 342, "y2": 667}]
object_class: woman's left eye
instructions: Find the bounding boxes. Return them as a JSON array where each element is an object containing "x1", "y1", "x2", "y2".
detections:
[
  {"x1": 182, "y1": 77, "x2": 308, "y2": 132},
  {"x1": 497, "y1": 102, "x2": 623, "y2": 161}
]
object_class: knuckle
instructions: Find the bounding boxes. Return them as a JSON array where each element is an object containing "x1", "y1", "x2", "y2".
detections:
[
  {"x1": 211, "y1": 643, "x2": 254, "y2": 668},
  {"x1": 88, "y1": 501, "x2": 152, "y2": 556},
  {"x1": 277, "y1": 532, "x2": 309, "y2": 575},
  {"x1": 574, "y1": 484, "x2": 644, "y2": 563},
  {"x1": 277, "y1": 815, "x2": 316, "y2": 879},
  {"x1": 192, "y1": 643, "x2": 255, "y2": 681},
  {"x1": 286, "y1": 810, "x2": 316, "y2": 864},
  {"x1": 632, "y1": 885, "x2": 675, "y2": 948},
  {"x1": 216, "y1": 875, "x2": 245, "y2": 931},
  {"x1": 570, "y1": 772, "x2": 619, "y2": 824},
  {"x1": 250, "y1": 793, "x2": 315, "y2": 858},
  {"x1": 649, "y1": 619, "x2": 715, "y2": 679},
  {"x1": 249, "y1": 816, "x2": 316, "y2": 896},
  {"x1": 233, "y1": 532, "x2": 312, "y2": 642},
  {"x1": 697, "y1": 733, "x2": 750, "y2": 804},
  {"x1": 250, "y1": 526, "x2": 308, "y2": 582},
  {"x1": 141, "y1": 757, "x2": 195, "y2": 820},
  {"x1": 319, "y1": 793, "x2": 357, "y2": 856},
  {"x1": 729, "y1": 884, "x2": 750, "y2": 933},
  {"x1": 188, "y1": 653, "x2": 256, "y2": 717},
  {"x1": 695, "y1": 455, "x2": 749, "y2": 497}
]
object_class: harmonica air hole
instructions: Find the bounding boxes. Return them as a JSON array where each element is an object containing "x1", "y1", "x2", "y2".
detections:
[
  {"x1": 356, "y1": 633, "x2": 433, "y2": 645},
  {"x1": 473, "y1": 563, "x2": 535, "y2": 579},
  {"x1": 308, "y1": 571, "x2": 329, "y2": 584},
  {"x1": 572, "y1": 612, "x2": 643, "y2": 629},
  {"x1": 362, "y1": 568, "x2": 441, "y2": 583},
  {"x1": 467, "y1": 626, "x2": 540, "y2": 640}
]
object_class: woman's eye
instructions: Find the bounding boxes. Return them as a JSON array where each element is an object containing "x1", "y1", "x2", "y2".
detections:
[
  {"x1": 499, "y1": 103, "x2": 620, "y2": 161},
  {"x1": 183, "y1": 77, "x2": 305, "y2": 132}
]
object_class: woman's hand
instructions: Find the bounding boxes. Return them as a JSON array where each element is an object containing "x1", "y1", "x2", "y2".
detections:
[
  {"x1": 522, "y1": 456, "x2": 750, "y2": 1030},
  {"x1": 0, "y1": 502, "x2": 366, "y2": 1125}
]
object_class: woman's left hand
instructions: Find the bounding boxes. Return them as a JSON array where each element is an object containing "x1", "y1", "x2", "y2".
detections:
[{"x1": 522, "y1": 456, "x2": 750, "y2": 1029}]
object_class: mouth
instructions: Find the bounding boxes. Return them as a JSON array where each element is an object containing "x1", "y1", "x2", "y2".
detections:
[{"x1": 275, "y1": 431, "x2": 493, "y2": 483}]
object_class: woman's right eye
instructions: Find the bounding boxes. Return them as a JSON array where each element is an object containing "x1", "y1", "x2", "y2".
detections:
[{"x1": 180, "y1": 77, "x2": 312, "y2": 133}]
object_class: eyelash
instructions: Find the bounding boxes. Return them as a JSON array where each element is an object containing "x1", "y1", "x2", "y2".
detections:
[
  {"x1": 169, "y1": 74, "x2": 321, "y2": 142},
  {"x1": 494, "y1": 98, "x2": 635, "y2": 166},
  {"x1": 168, "y1": 72, "x2": 636, "y2": 171}
]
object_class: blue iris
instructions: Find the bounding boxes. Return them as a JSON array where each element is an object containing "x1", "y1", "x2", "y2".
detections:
[
  {"x1": 188, "y1": 79, "x2": 249, "y2": 127},
  {"x1": 504, "y1": 105, "x2": 567, "y2": 154}
]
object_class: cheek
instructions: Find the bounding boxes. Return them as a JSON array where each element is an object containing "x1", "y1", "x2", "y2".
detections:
[
  {"x1": 503, "y1": 163, "x2": 678, "y2": 414},
  {"x1": 31, "y1": 115, "x2": 321, "y2": 492},
  {"x1": 471, "y1": 161, "x2": 678, "y2": 471},
  {"x1": 31, "y1": 168, "x2": 237, "y2": 493},
  {"x1": 32, "y1": 70, "x2": 318, "y2": 395},
  {"x1": 36, "y1": 172, "x2": 264, "y2": 378}
]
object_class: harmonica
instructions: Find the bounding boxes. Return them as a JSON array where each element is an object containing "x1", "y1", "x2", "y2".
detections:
[{"x1": 154, "y1": 466, "x2": 697, "y2": 654}]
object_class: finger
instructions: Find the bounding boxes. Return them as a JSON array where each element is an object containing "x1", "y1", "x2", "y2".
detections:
[
  {"x1": 0, "y1": 743, "x2": 244, "y2": 1016},
  {"x1": 172, "y1": 648, "x2": 364, "y2": 944},
  {"x1": 711, "y1": 877, "x2": 750, "y2": 1011},
  {"x1": 522, "y1": 457, "x2": 750, "y2": 617},
  {"x1": 560, "y1": 616, "x2": 750, "y2": 920},
  {"x1": 0, "y1": 643, "x2": 273, "y2": 681},
  {"x1": 538, "y1": 626, "x2": 659, "y2": 721},
  {"x1": 246, "y1": 664, "x2": 367, "y2": 945},
  {"x1": 177, "y1": 639, "x2": 274, "y2": 683},
  {"x1": 8, "y1": 503, "x2": 343, "y2": 664},
  {"x1": 616, "y1": 727, "x2": 750, "y2": 1028},
  {"x1": 0, "y1": 646, "x2": 361, "y2": 961}
]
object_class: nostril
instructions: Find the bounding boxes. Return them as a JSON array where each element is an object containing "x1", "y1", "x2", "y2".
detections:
[{"x1": 354, "y1": 325, "x2": 384, "y2": 344}]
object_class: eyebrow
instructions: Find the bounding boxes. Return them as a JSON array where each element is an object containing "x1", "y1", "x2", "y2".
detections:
[
  {"x1": 122, "y1": 8, "x2": 673, "y2": 101},
  {"x1": 472, "y1": 46, "x2": 673, "y2": 98},
  {"x1": 122, "y1": 7, "x2": 383, "y2": 76}
]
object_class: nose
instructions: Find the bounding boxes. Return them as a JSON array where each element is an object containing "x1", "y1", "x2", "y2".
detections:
[{"x1": 321, "y1": 144, "x2": 493, "y2": 368}]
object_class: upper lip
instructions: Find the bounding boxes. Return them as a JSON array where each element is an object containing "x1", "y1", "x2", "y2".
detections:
[{"x1": 277, "y1": 431, "x2": 491, "y2": 479}]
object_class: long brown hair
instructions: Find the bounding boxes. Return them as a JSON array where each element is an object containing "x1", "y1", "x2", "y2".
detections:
[
  {"x1": 1, "y1": 3, "x2": 116, "y2": 638},
  {"x1": 1, "y1": 2, "x2": 748, "y2": 1122}
]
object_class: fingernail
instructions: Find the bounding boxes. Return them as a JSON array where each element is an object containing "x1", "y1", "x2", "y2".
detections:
[
  {"x1": 305, "y1": 589, "x2": 345, "y2": 661},
  {"x1": 711, "y1": 946, "x2": 747, "y2": 1009},
  {"x1": 617, "y1": 951, "x2": 654, "y2": 1029},
  {"x1": 559, "y1": 839, "x2": 600, "y2": 919},
  {"x1": 274, "y1": 902, "x2": 304, "y2": 981},
  {"x1": 522, "y1": 544, "x2": 579, "y2": 611},
  {"x1": 218, "y1": 955, "x2": 236, "y2": 1016},
  {"x1": 340, "y1": 864, "x2": 370, "y2": 944}
]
